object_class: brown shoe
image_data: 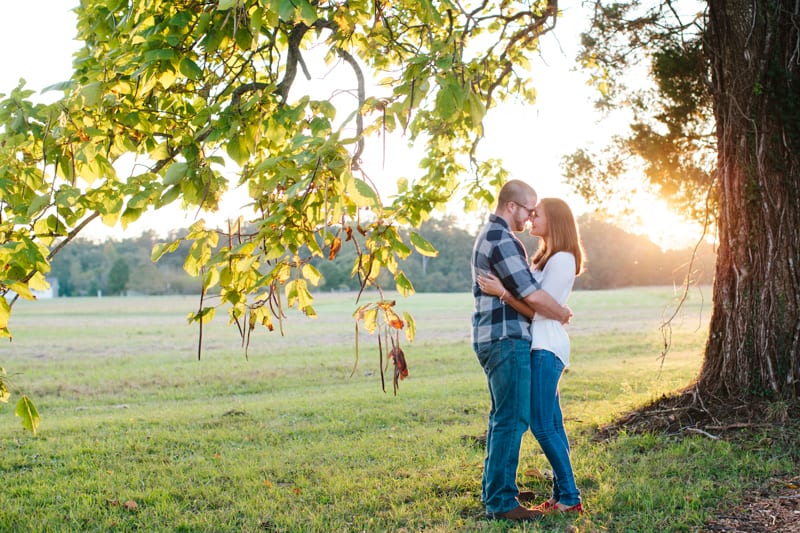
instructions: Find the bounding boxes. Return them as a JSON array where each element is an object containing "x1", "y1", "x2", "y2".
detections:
[{"x1": 487, "y1": 504, "x2": 543, "y2": 522}]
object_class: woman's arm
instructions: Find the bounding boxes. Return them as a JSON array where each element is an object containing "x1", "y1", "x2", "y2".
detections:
[{"x1": 477, "y1": 273, "x2": 535, "y2": 319}]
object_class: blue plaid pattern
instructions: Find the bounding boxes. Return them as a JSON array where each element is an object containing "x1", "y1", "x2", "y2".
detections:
[{"x1": 472, "y1": 214, "x2": 540, "y2": 347}]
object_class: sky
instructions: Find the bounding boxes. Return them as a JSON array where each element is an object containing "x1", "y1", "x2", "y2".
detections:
[{"x1": 0, "y1": 1, "x2": 704, "y2": 250}]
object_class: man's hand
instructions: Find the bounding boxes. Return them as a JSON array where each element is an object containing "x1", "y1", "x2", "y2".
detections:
[{"x1": 560, "y1": 305, "x2": 573, "y2": 325}]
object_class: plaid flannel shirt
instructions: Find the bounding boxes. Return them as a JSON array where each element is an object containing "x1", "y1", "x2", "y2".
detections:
[{"x1": 471, "y1": 214, "x2": 541, "y2": 348}]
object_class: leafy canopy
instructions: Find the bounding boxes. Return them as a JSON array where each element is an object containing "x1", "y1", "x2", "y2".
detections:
[
  {"x1": 1, "y1": 0, "x2": 559, "y2": 427},
  {"x1": 1, "y1": 0, "x2": 559, "y2": 334}
]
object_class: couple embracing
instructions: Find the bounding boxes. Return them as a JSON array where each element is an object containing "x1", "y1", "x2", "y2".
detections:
[{"x1": 471, "y1": 179, "x2": 585, "y2": 522}]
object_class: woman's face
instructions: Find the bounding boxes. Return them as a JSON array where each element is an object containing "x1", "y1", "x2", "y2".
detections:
[
  {"x1": 510, "y1": 197, "x2": 537, "y2": 233},
  {"x1": 528, "y1": 203, "x2": 548, "y2": 238}
]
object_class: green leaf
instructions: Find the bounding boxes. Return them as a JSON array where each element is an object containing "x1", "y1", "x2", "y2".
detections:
[
  {"x1": 80, "y1": 81, "x2": 103, "y2": 106},
  {"x1": 232, "y1": 254, "x2": 257, "y2": 273},
  {"x1": 409, "y1": 232, "x2": 438, "y2": 257},
  {"x1": 0, "y1": 378, "x2": 10, "y2": 403},
  {"x1": 121, "y1": 207, "x2": 143, "y2": 228},
  {"x1": 169, "y1": 11, "x2": 193, "y2": 27},
  {"x1": 0, "y1": 297, "x2": 9, "y2": 332},
  {"x1": 403, "y1": 311, "x2": 416, "y2": 342},
  {"x1": 435, "y1": 77, "x2": 466, "y2": 122},
  {"x1": 191, "y1": 306, "x2": 216, "y2": 324},
  {"x1": 15, "y1": 395, "x2": 40, "y2": 435},
  {"x1": 203, "y1": 267, "x2": 220, "y2": 289},
  {"x1": 159, "y1": 185, "x2": 182, "y2": 207},
  {"x1": 278, "y1": 0, "x2": 297, "y2": 20},
  {"x1": 250, "y1": 7, "x2": 264, "y2": 35},
  {"x1": 345, "y1": 177, "x2": 380, "y2": 208},
  {"x1": 151, "y1": 240, "x2": 181, "y2": 262},
  {"x1": 270, "y1": 262, "x2": 291, "y2": 282},
  {"x1": 249, "y1": 306, "x2": 274, "y2": 331},
  {"x1": 296, "y1": 0, "x2": 317, "y2": 25},
  {"x1": 28, "y1": 272, "x2": 49, "y2": 292},
  {"x1": 8, "y1": 282, "x2": 34, "y2": 301},
  {"x1": 101, "y1": 211, "x2": 121, "y2": 227},
  {"x1": 179, "y1": 58, "x2": 203, "y2": 80},
  {"x1": 302, "y1": 263, "x2": 322, "y2": 286},
  {"x1": 418, "y1": 0, "x2": 444, "y2": 25},
  {"x1": 295, "y1": 279, "x2": 313, "y2": 309},
  {"x1": 42, "y1": 80, "x2": 75, "y2": 93},
  {"x1": 226, "y1": 136, "x2": 250, "y2": 166},
  {"x1": 164, "y1": 162, "x2": 189, "y2": 185},
  {"x1": 33, "y1": 216, "x2": 64, "y2": 244},
  {"x1": 394, "y1": 271, "x2": 415, "y2": 297},
  {"x1": 149, "y1": 142, "x2": 171, "y2": 161},
  {"x1": 184, "y1": 240, "x2": 211, "y2": 277},
  {"x1": 143, "y1": 48, "x2": 177, "y2": 62},
  {"x1": 361, "y1": 306, "x2": 378, "y2": 335},
  {"x1": 467, "y1": 90, "x2": 486, "y2": 130},
  {"x1": 234, "y1": 26, "x2": 253, "y2": 50},
  {"x1": 26, "y1": 194, "x2": 51, "y2": 217}
]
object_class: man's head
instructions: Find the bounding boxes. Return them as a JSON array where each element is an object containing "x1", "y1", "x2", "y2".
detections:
[{"x1": 495, "y1": 179, "x2": 537, "y2": 232}]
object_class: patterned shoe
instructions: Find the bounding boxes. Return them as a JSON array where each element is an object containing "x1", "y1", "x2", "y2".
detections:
[
  {"x1": 554, "y1": 502, "x2": 584, "y2": 514},
  {"x1": 532, "y1": 499, "x2": 557, "y2": 513}
]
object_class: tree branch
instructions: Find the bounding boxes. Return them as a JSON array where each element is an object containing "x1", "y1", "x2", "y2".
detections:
[
  {"x1": 230, "y1": 81, "x2": 273, "y2": 108},
  {"x1": 336, "y1": 48, "x2": 366, "y2": 169},
  {"x1": 276, "y1": 22, "x2": 311, "y2": 102}
]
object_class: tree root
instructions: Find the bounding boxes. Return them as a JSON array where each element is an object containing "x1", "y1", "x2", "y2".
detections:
[{"x1": 594, "y1": 386, "x2": 800, "y2": 441}]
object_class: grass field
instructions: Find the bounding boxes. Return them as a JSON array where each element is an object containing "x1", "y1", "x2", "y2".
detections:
[{"x1": 0, "y1": 288, "x2": 792, "y2": 531}]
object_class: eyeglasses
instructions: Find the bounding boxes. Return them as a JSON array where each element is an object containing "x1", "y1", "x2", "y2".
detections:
[{"x1": 514, "y1": 202, "x2": 536, "y2": 218}]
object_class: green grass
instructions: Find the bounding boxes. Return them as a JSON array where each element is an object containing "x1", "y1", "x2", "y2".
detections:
[{"x1": 0, "y1": 288, "x2": 794, "y2": 531}]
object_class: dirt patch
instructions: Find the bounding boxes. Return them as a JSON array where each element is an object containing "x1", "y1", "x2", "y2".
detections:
[
  {"x1": 597, "y1": 389, "x2": 800, "y2": 533},
  {"x1": 700, "y1": 475, "x2": 800, "y2": 533}
]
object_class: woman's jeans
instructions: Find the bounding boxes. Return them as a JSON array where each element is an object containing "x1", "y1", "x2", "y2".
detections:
[
  {"x1": 475, "y1": 338, "x2": 531, "y2": 514},
  {"x1": 530, "y1": 349, "x2": 580, "y2": 506}
]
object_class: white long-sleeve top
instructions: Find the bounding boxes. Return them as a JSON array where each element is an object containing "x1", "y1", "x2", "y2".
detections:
[{"x1": 530, "y1": 251, "x2": 576, "y2": 367}]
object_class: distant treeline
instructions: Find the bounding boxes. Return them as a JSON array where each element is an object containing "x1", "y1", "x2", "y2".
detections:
[{"x1": 49, "y1": 213, "x2": 716, "y2": 297}]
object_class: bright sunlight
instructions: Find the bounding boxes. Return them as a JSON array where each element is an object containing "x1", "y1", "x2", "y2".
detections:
[{"x1": 611, "y1": 191, "x2": 709, "y2": 252}]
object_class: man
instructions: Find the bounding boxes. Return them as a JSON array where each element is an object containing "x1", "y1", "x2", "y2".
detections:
[{"x1": 472, "y1": 179, "x2": 572, "y2": 521}]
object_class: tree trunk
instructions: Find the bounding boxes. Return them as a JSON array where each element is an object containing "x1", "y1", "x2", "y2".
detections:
[{"x1": 700, "y1": 0, "x2": 800, "y2": 400}]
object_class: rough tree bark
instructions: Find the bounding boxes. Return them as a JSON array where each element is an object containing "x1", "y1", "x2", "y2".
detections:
[{"x1": 700, "y1": 0, "x2": 800, "y2": 400}]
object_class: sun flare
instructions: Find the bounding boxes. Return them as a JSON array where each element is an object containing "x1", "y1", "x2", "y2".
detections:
[{"x1": 617, "y1": 193, "x2": 710, "y2": 252}]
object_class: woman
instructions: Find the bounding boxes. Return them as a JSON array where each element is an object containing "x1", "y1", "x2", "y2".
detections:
[{"x1": 478, "y1": 197, "x2": 585, "y2": 514}]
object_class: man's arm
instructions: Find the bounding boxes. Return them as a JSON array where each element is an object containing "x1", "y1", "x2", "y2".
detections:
[
  {"x1": 523, "y1": 289, "x2": 572, "y2": 324},
  {"x1": 479, "y1": 272, "x2": 570, "y2": 323},
  {"x1": 487, "y1": 235, "x2": 572, "y2": 323}
]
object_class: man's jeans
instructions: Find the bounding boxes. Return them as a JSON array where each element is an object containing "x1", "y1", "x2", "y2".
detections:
[
  {"x1": 475, "y1": 338, "x2": 531, "y2": 514},
  {"x1": 530, "y1": 349, "x2": 580, "y2": 506}
]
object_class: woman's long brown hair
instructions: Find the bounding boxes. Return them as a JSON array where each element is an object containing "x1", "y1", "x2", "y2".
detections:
[{"x1": 531, "y1": 198, "x2": 586, "y2": 276}]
